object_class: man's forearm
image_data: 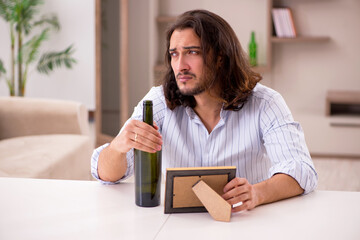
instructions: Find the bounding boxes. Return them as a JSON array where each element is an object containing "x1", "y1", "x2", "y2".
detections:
[
  {"x1": 254, "y1": 173, "x2": 304, "y2": 207},
  {"x1": 97, "y1": 144, "x2": 128, "y2": 182}
]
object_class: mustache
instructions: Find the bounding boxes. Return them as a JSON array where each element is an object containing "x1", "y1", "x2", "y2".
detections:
[{"x1": 176, "y1": 72, "x2": 196, "y2": 78}]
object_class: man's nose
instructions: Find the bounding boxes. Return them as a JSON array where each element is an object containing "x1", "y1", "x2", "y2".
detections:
[{"x1": 175, "y1": 55, "x2": 190, "y2": 72}]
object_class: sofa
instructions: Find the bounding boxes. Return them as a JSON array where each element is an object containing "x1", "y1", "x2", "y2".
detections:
[{"x1": 0, "y1": 97, "x2": 94, "y2": 180}]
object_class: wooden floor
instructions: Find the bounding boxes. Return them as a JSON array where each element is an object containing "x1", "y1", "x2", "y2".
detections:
[{"x1": 90, "y1": 123, "x2": 360, "y2": 192}]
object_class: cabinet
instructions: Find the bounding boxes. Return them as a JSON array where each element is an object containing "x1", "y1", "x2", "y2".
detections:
[{"x1": 153, "y1": 0, "x2": 330, "y2": 85}]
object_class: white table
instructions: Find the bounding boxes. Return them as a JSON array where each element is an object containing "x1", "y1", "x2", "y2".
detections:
[{"x1": 1, "y1": 177, "x2": 359, "y2": 240}]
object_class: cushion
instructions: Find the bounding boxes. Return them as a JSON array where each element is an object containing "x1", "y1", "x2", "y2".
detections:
[{"x1": 0, "y1": 134, "x2": 92, "y2": 180}]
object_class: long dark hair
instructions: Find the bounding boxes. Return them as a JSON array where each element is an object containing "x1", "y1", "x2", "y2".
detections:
[{"x1": 162, "y1": 9, "x2": 262, "y2": 111}]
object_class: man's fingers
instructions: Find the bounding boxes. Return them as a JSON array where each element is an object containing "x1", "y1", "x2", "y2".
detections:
[
  {"x1": 223, "y1": 177, "x2": 248, "y2": 193},
  {"x1": 222, "y1": 178, "x2": 250, "y2": 200},
  {"x1": 221, "y1": 177, "x2": 257, "y2": 212},
  {"x1": 113, "y1": 119, "x2": 162, "y2": 154},
  {"x1": 129, "y1": 120, "x2": 162, "y2": 152},
  {"x1": 222, "y1": 187, "x2": 243, "y2": 200},
  {"x1": 224, "y1": 193, "x2": 250, "y2": 205},
  {"x1": 134, "y1": 128, "x2": 163, "y2": 149},
  {"x1": 153, "y1": 121, "x2": 160, "y2": 130},
  {"x1": 132, "y1": 132, "x2": 162, "y2": 152},
  {"x1": 133, "y1": 141, "x2": 158, "y2": 153},
  {"x1": 133, "y1": 121, "x2": 162, "y2": 140}
]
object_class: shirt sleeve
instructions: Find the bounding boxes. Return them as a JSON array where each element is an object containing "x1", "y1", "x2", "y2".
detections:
[
  {"x1": 90, "y1": 86, "x2": 166, "y2": 184},
  {"x1": 90, "y1": 143, "x2": 134, "y2": 184},
  {"x1": 259, "y1": 93, "x2": 318, "y2": 194}
]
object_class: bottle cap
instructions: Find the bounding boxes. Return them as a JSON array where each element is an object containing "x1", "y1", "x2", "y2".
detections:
[{"x1": 143, "y1": 100, "x2": 153, "y2": 106}]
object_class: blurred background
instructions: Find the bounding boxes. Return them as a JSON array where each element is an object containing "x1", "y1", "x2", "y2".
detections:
[{"x1": 0, "y1": 0, "x2": 359, "y2": 190}]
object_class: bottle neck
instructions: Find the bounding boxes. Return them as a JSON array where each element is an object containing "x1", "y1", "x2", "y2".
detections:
[{"x1": 143, "y1": 101, "x2": 153, "y2": 126}]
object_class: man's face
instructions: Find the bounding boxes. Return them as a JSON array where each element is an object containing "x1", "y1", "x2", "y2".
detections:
[{"x1": 169, "y1": 28, "x2": 206, "y2": 96}]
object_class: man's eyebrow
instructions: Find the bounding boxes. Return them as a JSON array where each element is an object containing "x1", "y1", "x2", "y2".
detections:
[
  {"x1": 183, "y1": 46, "x2": 201, "y2": 50},
  {"x1": 169, "y1": 46, "x2": 201, "y2": 51}
]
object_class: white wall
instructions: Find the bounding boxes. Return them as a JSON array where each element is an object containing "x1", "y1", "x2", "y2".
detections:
[{"x1": 0, "y1": 0, "x2": 95, "y2": 110}]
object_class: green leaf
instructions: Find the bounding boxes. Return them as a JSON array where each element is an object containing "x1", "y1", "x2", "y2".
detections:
[
  {"x1": 55, "y1": 58, "x2": 61, "y2": 67},
  {"x1": 47, "y1": 61, "x2": 52, "y2": 70},
  {"x1": 37, "y1": 45, "x2": 77, "y2": 74},
  {"x1": 21, "y1": 28, "x2": 49, "y2": 65},
  {"x1": 0, "y1": 59, "x2": 6, "y2": 78},
  {"x1": 6, "y1": 78, "x2": 15, "y2": 95},
  {"x1": 13, "y1": 0, "x2": 44, "y2": 35},
  {"x1": 33, "y1": 14, "x2": 60, "y2": 31},
  {"x1": 0, "y1": 0, "x2": 15, "y2": 22},
  {"x1": 0, "y1": 59, "x2": 6, "y2": 72}
]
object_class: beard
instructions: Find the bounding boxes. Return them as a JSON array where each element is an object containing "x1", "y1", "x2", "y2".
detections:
[
  {"x1": 179, "y1": 82, "x2": 206, "y2": 96},
  {"x1": 176, "y1": 71, "x2": 207, "y2": 96}
]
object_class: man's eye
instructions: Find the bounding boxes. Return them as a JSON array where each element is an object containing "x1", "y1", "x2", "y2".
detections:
[
  {"x1": 169, "y1": 52, "x2": 177, "y2": 57},
  {"x1": 189, "y1": 50, "x2": 198, "y2": 55}
]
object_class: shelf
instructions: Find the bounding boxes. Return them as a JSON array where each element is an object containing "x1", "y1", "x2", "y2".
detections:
[
  {"x1": 327, "y1": 90, "x2": 360, "y2": 104},
  {"x1": 271, "y1": 36, "x2": 330, "y2": 43},
  {"x1": 326, "y1": 90, "x2": 360, "y2": 116}
]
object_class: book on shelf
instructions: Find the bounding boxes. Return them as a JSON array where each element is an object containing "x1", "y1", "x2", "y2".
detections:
[{"x1": 272, "y1": 8, "x2": 297, "y2": 38}]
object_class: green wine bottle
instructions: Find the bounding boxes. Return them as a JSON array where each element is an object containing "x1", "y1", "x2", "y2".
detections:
[
  {"x1": 134, "y1": 100, "x2": 162, "y2": 207},
  {"x1": 249, "y1": 31, "x2": 257, "y2": 66}
]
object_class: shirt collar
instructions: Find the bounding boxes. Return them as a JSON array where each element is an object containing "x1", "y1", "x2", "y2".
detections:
[
  {"x1": 185, "y1": 106, "x2": 198, "y2": 120},
  {"x1": 185, "y1": 104, "x2": 229, "y2": 124}
]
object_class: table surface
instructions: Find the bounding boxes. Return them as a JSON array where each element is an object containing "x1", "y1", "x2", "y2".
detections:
[{"x1": 1, "y1": 177, "x2": 359, "y2": 240}]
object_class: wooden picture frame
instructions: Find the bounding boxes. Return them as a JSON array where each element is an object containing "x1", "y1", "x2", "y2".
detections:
[{"x1": 164, "y1": 166, "x2": 236, "y2": 214}]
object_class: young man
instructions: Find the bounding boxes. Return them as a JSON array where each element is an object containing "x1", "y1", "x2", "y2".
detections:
[{"x1": 92, "y1": 10, "x2": 318, "y2": 212}]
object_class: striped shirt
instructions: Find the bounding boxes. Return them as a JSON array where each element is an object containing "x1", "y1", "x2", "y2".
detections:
[{"x1": 91, "y1": 83, "x2": 318, "y2": 194}]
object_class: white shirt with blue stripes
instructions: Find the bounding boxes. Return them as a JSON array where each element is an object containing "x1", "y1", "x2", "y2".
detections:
[{"x1": 91, "y1": 83, "x2": 318, "y2": 194}]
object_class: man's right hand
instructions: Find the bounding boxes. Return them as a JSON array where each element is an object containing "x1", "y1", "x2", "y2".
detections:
[
  {"x1": 98, "y1": 120, "x2": 162, "y2": 182},
  {"x1": 109, "y1": 119, "x2": 163, "y2": 154}
]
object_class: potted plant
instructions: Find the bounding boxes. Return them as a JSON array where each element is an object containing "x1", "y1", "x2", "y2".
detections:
[{"x1": 0, "y1": 0, "x2": 76, "y2": 96}]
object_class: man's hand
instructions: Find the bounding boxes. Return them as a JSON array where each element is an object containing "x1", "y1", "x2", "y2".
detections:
[
  {"x1": 222, "y1": 174, "x2": 304, "y2": 213},
  {"x1": 222, "y1": 178, "x2": 259, "y2": 212},
  {"x1": 98, "y1": 119, "x2": 162, "y2": 182},
  {"x1": 110, "y1": 119, "x2": 163, "y2": 154}
]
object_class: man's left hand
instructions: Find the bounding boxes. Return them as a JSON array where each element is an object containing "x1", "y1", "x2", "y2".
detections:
[{"x1": 222, "y1": 177, "x2": 259, "y2": 212}]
